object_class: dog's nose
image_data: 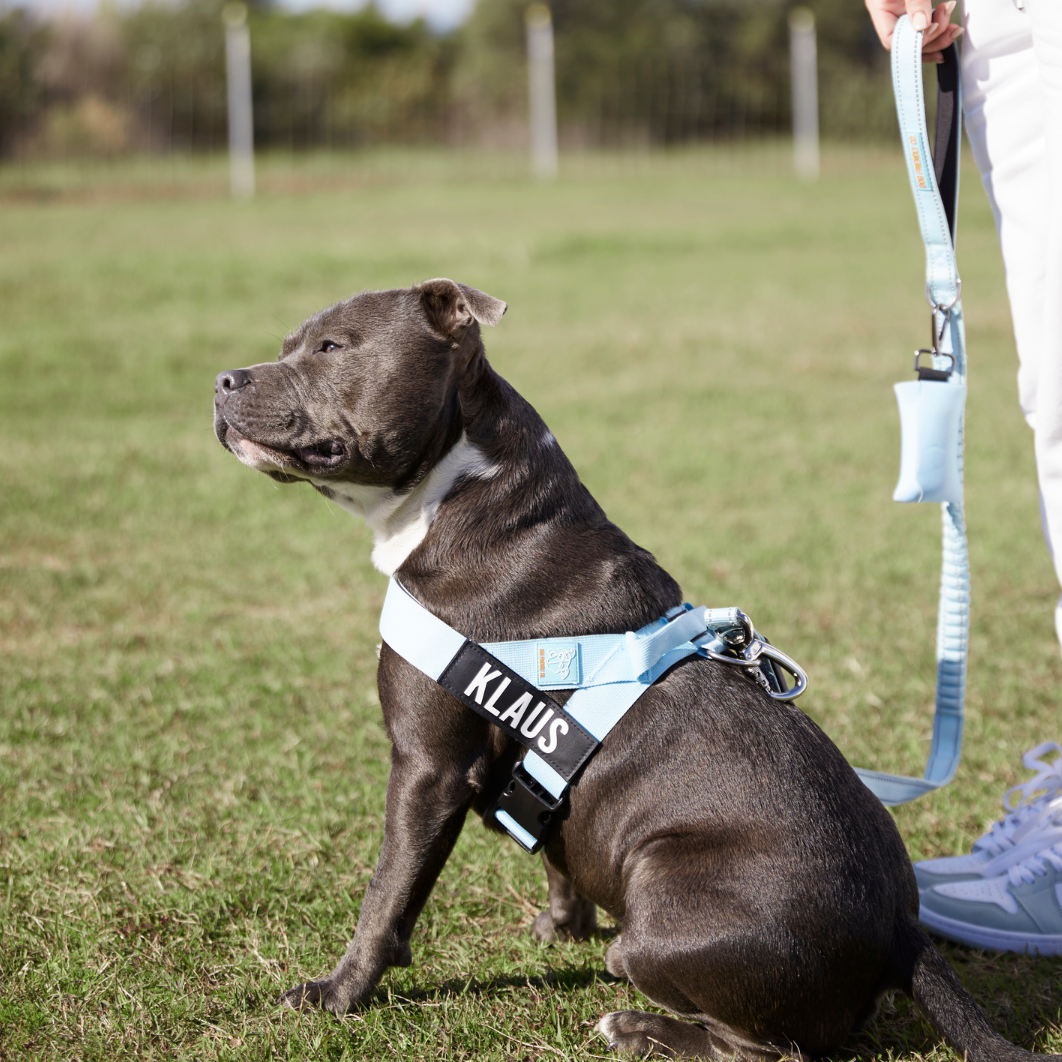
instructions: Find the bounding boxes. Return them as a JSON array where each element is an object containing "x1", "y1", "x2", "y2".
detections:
[{"x1": 215, "y1": 368, "x2": 252, "y2": 399}]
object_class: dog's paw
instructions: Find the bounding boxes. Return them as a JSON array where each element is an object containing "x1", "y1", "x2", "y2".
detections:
[
  {"x1": 531, "y1": 900, "x2": 597, "y2": 943},
  {"x1": 279, "y1": 978, "x2": 354, "y2": 1016},
  {"x1": 596, "y1": 1011, "x2": 678, "y2": 1058},
  {"x1": 597, "y1": 1010, "x2": 772, "y2": 1060},
  {"x1": 280, "y1": 980, "x2": 326, "y2": 1011},
  {"x1": 531, "y1": 910, "x2": 562, "y2": 942}
]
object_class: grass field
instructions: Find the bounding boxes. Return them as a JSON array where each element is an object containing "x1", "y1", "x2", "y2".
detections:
[{"x1": 2, "y1": 146, "x2": 1061, "y2": 1060}]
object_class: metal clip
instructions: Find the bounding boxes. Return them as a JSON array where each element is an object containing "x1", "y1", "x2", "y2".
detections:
[
  {"x1": 913, "y1": 349, "x2": 955, "y2": 382},
  {"x1": 704, "y1": 636, "x2": 809, "y2": 701}
]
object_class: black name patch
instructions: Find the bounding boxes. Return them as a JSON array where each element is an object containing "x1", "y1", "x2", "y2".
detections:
[{"x1": 438, "y1": 641, "x2": 597, "y2": 782}]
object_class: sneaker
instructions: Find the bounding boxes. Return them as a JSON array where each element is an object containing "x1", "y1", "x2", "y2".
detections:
[
  {"x1": 918, "y1": 822, "x2": 1062, "y2": 956},
  {"x1": 913, "y1": 741, "x2": 1062, "y2": 892}
]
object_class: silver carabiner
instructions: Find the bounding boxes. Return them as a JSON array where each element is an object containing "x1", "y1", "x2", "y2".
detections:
[
  {"x1": 704, "y1": 638, "x2": 809, "y2": 702},
  {"x1": 750, "y1": 641, "x2": 809, "y2": 701}
]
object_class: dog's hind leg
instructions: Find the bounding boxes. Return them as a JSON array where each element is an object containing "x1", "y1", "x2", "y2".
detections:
[
  {"x1": 596, "y1": 1011, "x2": 786, "y2": 1061},
  {"x1": 531, "y1": 852, "x2": 597, "y2": 942}
]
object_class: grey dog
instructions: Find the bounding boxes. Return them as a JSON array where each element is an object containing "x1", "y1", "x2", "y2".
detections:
[{"x1": 213, "y1": 279, "x2": 1058, "y2": 1061}]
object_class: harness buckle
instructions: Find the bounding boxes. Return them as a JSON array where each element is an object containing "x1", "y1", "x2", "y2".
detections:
[{"x1": 487, "y1": 761, "x2": 565, "y2": 854}]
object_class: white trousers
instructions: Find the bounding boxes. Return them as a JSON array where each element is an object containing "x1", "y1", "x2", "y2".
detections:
[{"x1": 961, "y1": 0, "x2": 1062, "y2": 646}]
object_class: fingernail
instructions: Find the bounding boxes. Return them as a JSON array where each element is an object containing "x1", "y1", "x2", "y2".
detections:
[
  {"x1": 945, "y1": 1, "x2": 957, "y2": 13},
  {"x1": 913, "y1": 11, "x2": 929, "y2": 30},
  {"x1": 954, "y1": 25, "x2": 964, "y2": 36}
]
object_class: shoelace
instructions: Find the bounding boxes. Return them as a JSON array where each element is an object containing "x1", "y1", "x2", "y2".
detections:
[
  {"x1": 1006, "y1": 814, "x2": 1062, "y2": 887},
  {"x1": 972, "y1": 742, "x2": 1062, "y2": 857}
]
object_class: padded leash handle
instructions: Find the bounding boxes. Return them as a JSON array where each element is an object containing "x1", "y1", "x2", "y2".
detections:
[{"x1": 853, "y1": 19, "x2": 970, "y2": 807}]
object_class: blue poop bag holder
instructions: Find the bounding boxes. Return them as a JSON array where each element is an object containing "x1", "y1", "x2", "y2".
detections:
[{"x1": 852, "y1": 16, "x2": 970, "y2": 806}]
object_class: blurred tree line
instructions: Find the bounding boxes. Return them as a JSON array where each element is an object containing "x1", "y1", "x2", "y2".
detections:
[{"x1": 0, "y1": 0, "x2": 894, "y2": 159}]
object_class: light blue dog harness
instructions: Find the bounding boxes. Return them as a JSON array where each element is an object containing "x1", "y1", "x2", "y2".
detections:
[
  {"x1": 851, "y1": 17, "x2": 970, "y2": 806},
  {"x1": 380, "y1": 577, "x2": 807, "y2": 852}
]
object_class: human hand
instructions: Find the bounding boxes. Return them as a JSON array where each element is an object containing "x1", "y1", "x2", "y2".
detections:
[{"x1": 865, "y1": 0, "x2": 964, "y2": 62}]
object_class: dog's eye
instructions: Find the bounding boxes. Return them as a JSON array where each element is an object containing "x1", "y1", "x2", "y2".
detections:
[{"x1": 318, "y1": 341, "x2": 339, "y2": 354}]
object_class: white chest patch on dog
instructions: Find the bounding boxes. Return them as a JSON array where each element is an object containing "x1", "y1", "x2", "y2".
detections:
[{"x1": 324, "y1": 434, "x2": 498, "y2": 576}]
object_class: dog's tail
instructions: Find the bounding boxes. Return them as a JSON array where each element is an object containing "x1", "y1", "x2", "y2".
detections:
[{"x1": 892, "y1": 916, "x2": 1061, "y2": 1061}]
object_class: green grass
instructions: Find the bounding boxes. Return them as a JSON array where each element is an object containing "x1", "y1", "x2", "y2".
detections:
[{"x1": 1, "y1": 145, "x2": 1060, "y2": 1060}]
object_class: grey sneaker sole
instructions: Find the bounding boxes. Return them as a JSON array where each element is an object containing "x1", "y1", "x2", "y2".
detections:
[{"x1": 919, "y1": 905, "x2": 1062, "y2": 956}]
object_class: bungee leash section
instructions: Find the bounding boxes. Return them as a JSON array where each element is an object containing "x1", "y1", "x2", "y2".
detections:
[
  {"x1": 852, "y1": 16, "x2": 970, "y2": 806},
  {"x1": 380, "y1": 577, "x2": 807, "y2": 853}
]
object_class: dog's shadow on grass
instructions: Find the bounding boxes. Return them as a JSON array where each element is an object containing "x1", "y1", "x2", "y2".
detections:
[
  {"x1": 372, "y1": 928, "x2": 624, "y2": 1008},
  {"x1": 376, "y1": 964, "x2": 616, "y2": 1007}
]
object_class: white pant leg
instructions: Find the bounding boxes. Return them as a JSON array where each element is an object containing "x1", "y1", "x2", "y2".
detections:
[
  {"x1": 1025, "y1": 0, "x2": 1062, "y2": 646},
  {"x1": 961, "y1": 0, "x2": 1046, "y2": 424},
  {"x1": 962, "y1": 0, "x2": 1062, "y2": 647}
]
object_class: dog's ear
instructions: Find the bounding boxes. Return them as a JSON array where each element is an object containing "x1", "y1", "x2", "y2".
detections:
[{"x1": 417, "y1": 278, "x2": 507, "y2": 338}]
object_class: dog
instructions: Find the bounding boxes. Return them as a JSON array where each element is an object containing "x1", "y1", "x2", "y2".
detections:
[{"x1": 213, "y1": 278, "x2": 1058, "y2": 1061}]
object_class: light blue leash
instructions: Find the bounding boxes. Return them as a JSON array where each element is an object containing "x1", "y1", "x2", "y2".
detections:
[{"x1": 852, "y1": 16, "x2": 970, "y2": 806}]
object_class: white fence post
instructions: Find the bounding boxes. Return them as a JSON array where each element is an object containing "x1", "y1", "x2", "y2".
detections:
[
  {"x1": 789, "y1": 7, "x2": 819, "y2": 181},
  {"x1": 223, "y1": 1, "x2": 255, "y2": 199},
  {"x1": 525, "y1": 3, "x2": 558, "y2": 180}
]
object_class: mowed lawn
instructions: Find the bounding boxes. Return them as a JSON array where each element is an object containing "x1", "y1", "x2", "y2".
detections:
[{"x1": 1, "y1": 146, "x2": 1060, "y2": 1061}]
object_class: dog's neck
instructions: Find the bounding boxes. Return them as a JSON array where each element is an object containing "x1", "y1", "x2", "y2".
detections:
[
  {"x1": 321, "y1": 362, "x2": 682, "y2": 642},
  {"x1": 321, "y1": 432, "x2": 498, "y2": 576}
]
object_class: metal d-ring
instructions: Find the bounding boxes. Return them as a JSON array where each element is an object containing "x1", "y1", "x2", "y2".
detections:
[
  {"x1": 925, "y1": 277, "x2": 961, "y2": 314},
  {"x1": 719, "y1": 610, "x2": 755, "y2": 651}
]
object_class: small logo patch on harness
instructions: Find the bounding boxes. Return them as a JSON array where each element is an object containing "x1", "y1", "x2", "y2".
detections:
[
  {"x1": 438, "y1": 641, "x2": 597, "y2": 781},
  {"x1": 536, "y1": 642, "x2": 580, "y2": 687}
]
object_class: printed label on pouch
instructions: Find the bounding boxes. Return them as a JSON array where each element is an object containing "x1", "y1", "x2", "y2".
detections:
[{"x1": 438, "y1": 641, "x2": 597, "y2": 781}]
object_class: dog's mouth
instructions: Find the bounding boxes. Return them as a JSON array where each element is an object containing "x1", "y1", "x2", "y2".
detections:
[
  {"x1": 293, "y1": 439, "x2": 346, "y2": 469},
  {"x1": 222, "y1": 425, "x2": 346, "y2": 480}
]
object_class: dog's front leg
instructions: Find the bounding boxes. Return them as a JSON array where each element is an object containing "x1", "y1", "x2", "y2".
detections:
[
  {"x1": 280, "y1": 752, "x2": 472, "y2": 1015},
  {"x1": 531, "y1": 851, "x2": 597, "y2": 942}
]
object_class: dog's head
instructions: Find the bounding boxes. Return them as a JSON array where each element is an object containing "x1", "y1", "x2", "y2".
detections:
[{"x1": 213, "y1": 279, "x2": 506, "y2": 491}]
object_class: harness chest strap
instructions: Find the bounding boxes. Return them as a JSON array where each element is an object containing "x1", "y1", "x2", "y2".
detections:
[{"x1": 379, "y1": 578, "x2": 806, "y2": 852}]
